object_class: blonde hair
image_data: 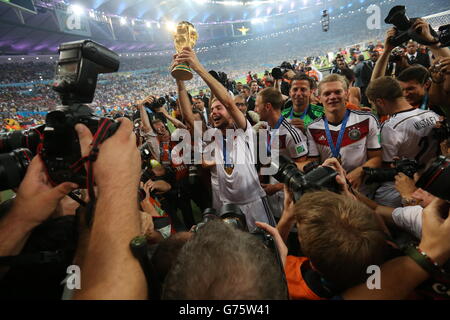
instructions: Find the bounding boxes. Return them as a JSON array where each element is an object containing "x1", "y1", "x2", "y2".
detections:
[
  {"x1": 318, "y1": 74, "x2": 349, "y2": 95},
  {"x1": 294, "y1": 191, "x2": 387, "y2": 290}
]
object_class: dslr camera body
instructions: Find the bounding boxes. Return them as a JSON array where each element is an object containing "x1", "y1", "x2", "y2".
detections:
[
  {"x1": 385, "y1": 6, "x2": 450, "y2": 47},
  {"x1": 43, "y1": 40, "x2": 120, "y2": 186},
  {"x1": 0, "y1": 40, "x2": 121, "y2": 188},
  {"x1": 272, "y1": 155, "x2": 340, "y2": 201}
]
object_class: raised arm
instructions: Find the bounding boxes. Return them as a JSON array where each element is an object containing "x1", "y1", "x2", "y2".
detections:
[
  {"x1": 371, "y1": 28, "x2": 396, "y2": 82},
  {"x1": 176, "y1": 79, "x2": 196, "y2": 129},
  {"x1": 175, "y1": 47, "x2": 247, "y2": 130},
  {"x1": 160, "y1": 105, "x2": 187, "y2": 130},
  {"x1": 138, "y1": 96, "x2": 154, "y2": 134}
]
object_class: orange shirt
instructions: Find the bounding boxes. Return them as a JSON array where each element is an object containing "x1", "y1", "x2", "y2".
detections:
[{"x1": 284, "y1": 256, "x2": 326, "y2": 300}]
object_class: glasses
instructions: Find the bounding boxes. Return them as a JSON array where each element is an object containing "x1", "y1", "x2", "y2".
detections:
[{"x1": 236, "y1": 103, "x2": 246, "y2": 107}]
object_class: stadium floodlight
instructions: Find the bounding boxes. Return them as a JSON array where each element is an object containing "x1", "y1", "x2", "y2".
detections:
[
  {"x1": 69, "y1": 4, "x2": 85, "y2": 16},
  {"x1": 89, "y1": 10, "x2": 95, "y2": 19},
  {"x1": 165, "y1": 21, "x2": 177, "y2": 32},
  {"x1": 157, "y1": 22, "x2": 161, "y2": 29},
  {"x1": 120, "y1": 17, "x2": 127, "y2": 25},
  {"x1": 146, "y1": 21, "x2": 152, "y2": 28}
]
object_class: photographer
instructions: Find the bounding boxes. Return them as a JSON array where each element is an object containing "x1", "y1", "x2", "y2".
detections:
[
  {"x1": 372, "y1": 19, "x2": 450, "y2": 113},
  {"x1": 257, "y1": 158, "x2": 389, "y2": 300},
  {"x1": 366, "y1": 76, "x2": 440, "y2": 207}
]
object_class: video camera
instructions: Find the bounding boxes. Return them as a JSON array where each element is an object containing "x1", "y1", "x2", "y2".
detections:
[
  {"x1": 363, "y1": 158, "x2": 419, "y2": 184},
  {"x1": 271, "y1": 155, "x2": 340, "y2": 201},
  {"x1": 385, "y1": 6, "x2": 450, "y2": 47},
  {"x1": 0, "y1": 40, "x2": 120, "y2": 191},
  {"x1": 271, "y1": 62, "x2": 294, "y2": 80}
]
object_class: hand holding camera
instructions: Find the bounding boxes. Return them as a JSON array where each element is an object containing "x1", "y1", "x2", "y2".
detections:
[
  {"x1": 75, "y1": 117, "x2": 140, "y2": 191},
  {"x1": 9, "y1": 155, "x2": 78, "y2": 229}
]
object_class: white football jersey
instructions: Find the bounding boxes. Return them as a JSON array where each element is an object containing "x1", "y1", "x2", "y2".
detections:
[
  {"x1": 306, "y1": 110, "x2": 381, "y2": 172},
  {"x1": 380, "y1": 108, "x2": 440, "y2": 167},
  {"x1": 204, "y1": 120, "x2": 266, "y2": 205}
]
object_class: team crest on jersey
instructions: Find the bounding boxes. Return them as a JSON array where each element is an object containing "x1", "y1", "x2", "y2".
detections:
[{"x1": 349, "y1": 128, "x2": 361, "y2": 141}]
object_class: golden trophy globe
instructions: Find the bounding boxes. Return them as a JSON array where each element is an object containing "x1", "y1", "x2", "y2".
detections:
[{"x1": 171, "y1": 21, "x2": 198, "y2": 81}]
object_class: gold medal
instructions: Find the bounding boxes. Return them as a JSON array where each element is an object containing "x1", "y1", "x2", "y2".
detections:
[{"x1": 224, "y1": 165, "x2": 234, "y2": 175}]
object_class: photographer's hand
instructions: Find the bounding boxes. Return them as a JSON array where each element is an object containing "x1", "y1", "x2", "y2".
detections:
[
  {"x1": 384, "y1": 27, "x2": 397, "y2": 53},
  {"x1": 0, "y1": 156, "x2": 77, "y2": 276},
  {"x1": 255, "y1": 222, "x2": 288, "y2": 268},
  {"x1": 74, "y1": 118, "x2": 147, "y2": 300},
  {"x1": 419, "y1": 198, "x2": 450, "y2": 265},
  {"x1": 394, "y1": 173, "x2": 417, "y2": 200},
  {"x1": 322, "y1": 157, "x2": 356, "y2": 199},
  {"x1": 412, "y1": 19, "x2": 450, "y2": 58},
  {"x1": 276, "y1": 186, "x2": 296, "y2": 244}
]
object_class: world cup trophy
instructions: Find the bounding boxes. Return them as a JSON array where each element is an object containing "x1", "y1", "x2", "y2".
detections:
[{"x1": 171, "y1": 21, "x2": 198, "y2": 81}]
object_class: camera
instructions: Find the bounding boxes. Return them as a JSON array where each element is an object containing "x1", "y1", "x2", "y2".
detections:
[
  {"x1": 416, "y1": 156, "x2": 450, "y2": 202},
  {"x1": 389, "y1": 47, "x2": 405, "y2": 63},
  {"x1": 209, "y1": 70, "x2": 233, "y2": 92},
  {"x1": 271, "y1": 61, "x2": 294, "y2": 80},
  {"x1": 195, "y1": 205, "x2": 274, "y2": 248},
  {"x1": 40, "y1": 40, "x2": 120, "y2": 186},
  {"x1": 144, "y1": 97, "x2": 166, "y2": 113},
  {"x1": 0, "y1": 125, "x2": 44, "y2": 155},
  {"x1": 363, "y1": 159, "x2": 419, "y2": 184},
  {"x1": 0, "y1": 148, "x2": 33, "y2": 191},
  {"x1": 272, "y1": 155, "x2": 340, "y2": 201},
  {"x1": 384, "y1": 6, "x2": 448, "y2": 47}
]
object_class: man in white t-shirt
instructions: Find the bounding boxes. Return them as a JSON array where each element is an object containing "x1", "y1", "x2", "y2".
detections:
[
  {"x1": 174, "y1": 48, "x2": 274, "y2": 230},
  {"x1": 254, "y1": 87, "x2": 308, "y2": 217},
  {"x1": 305, "y1": 74, "x2": 382, "y2": 191},
  {"x1": 366, "y1": 76, "x2": 440, "y2": 207}
]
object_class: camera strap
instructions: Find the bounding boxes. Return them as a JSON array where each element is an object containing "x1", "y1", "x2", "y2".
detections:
[{"x1": 70, "y1": 118, "x2": 116, "y2": 226}]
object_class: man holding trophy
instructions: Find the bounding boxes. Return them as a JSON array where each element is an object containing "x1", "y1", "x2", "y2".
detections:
[{"x1": 171, "y1": 21, "x2": 274, "y2": 230}]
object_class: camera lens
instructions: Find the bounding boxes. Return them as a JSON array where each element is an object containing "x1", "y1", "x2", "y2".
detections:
[
  {"x1": 0, "y1": 131, "x2": 25, "y2": 153},
  {"x1": 0, "y1": 148, "x2": 33, "y2": 191}
]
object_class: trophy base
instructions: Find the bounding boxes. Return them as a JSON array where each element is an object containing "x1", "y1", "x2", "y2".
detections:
[{"x1": 171, "y1": 62, "x2": 193, "y2": 81}]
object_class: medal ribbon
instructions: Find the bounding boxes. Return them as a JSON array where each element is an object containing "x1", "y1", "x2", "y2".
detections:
[
  {"x1": 289, "y1": 104, "x2": 310, "y2": 120},
  {"x1": 324, "y1": 109, "x2": 350, "y2": 159},
  {"x1": 419, "y1": 94, "x2": 429, "y2": 110}
]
